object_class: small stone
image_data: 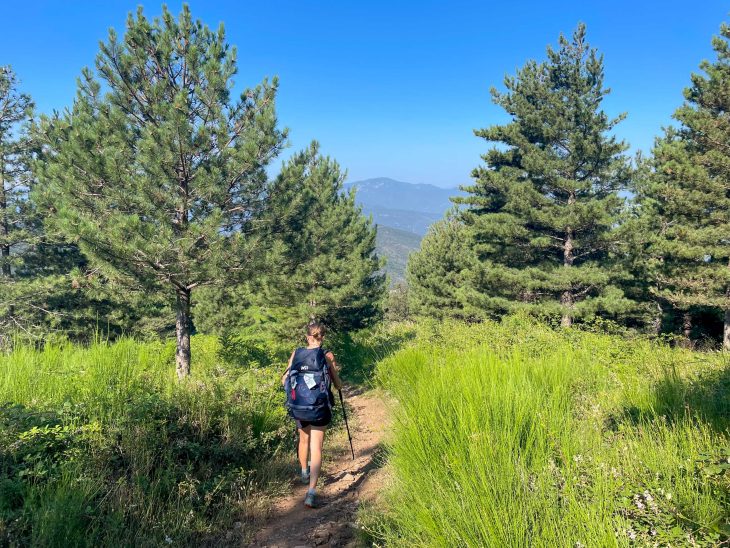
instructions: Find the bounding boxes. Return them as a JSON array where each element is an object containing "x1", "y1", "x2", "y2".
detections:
[{"x1": 343, "y1": 473, "x2": 356, "y2": 482}]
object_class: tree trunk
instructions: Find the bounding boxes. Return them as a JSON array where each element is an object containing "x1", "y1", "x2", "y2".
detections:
[
  {"x1": 561, "y1": 192, "x2": 575, "y2": 328},
  {"x1": 682, "y1": 311, "x2": 692, "y2": 349},
  {"x1": 652, "y1": 302, "x2": 663, "y2": 336},
  {"x1": 725, "y1": 262, "x2": 730, "y2": 351},
  {"x1": 175, "y1": 288, "x2": 192, "y2": 379},
  {"x1": 0, "y1": 164, "x2": 10, "y2": 277}
]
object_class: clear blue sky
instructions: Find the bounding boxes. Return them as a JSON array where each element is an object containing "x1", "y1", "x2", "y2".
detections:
[{"x1": 2, "y1": 1, "x2": 727, "y2": 187}]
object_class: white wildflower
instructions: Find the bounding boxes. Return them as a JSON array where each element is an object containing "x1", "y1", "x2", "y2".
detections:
[
  {"x1": 627, "y1": 528, "x2": 637, "y2": 540},
  {"x1": 165, "y1": 536, "x2": 173, "y2": 545}
]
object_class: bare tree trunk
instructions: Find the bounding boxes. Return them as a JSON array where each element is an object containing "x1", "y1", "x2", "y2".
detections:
[
  {"x1": 175, "y1": 288, "x2": 192, "y2": 378},
  {"x1": 0, "y1": 164, "x2": 10, "y2": 277},
  {"x1": 725, "y1": 261, "x2": 730, "y2": 351},
  {"x1": 652, "y1": 302, "x2": 663, "y2": 336},
  {"x1": 682, "y1": 311, "x2": 692, "y2": 349},
  {"x1": 561, "y1": 192, "x2": 575, "y2": 328}
]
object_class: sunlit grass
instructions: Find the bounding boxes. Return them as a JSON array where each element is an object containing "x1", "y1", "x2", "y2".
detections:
[{"x1": 371, "y1": 317, "x2": 730, "y2": 546}]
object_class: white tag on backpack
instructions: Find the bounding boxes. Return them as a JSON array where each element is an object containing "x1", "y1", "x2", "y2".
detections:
[{"x1": 303, "y1": 373, "x2": 317, "y2": 389}]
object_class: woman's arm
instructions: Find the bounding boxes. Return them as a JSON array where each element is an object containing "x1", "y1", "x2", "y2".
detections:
[
  {"x1": 325, "y1": 351, "x2": 343, "y2": 390},
  {"x1": 281, "y1": 351, "x2": 295, "y2": 386}
]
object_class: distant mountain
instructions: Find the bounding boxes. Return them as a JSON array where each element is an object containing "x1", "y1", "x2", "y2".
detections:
[
  {"x1": 345, "y1": 177, "x2": 463, "y2": 218},
  {"x1": 375, "y1": 226, "x2": 423, "y2": 281},
  {"x1": 346, "y1": 177, "x2": 465, "y2": 281}
]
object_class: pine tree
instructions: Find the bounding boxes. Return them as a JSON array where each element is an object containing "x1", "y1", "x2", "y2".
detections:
[
  {"x1": 674, "y1": 24, "x2": 730, "y2": 349},
  {"x1": 34, "y1": 6, "x2": 285, "y2": 376},
  {"x1": 255, "y1": 142, "x2": 385, "y2": 338},
  {"x1": 457, "y1": 24, "x2": 633, "y2": 326},
  {"x1": 0, "y1": 65, "x2": 37, "y2": 340},
  {"x1": 0, "y1": 66, "x2": 33, "y2": 280},
  {"x1": 636, "y1": 18, "x2": 730, "y2": 348},
  {"x1": 406, "y1": 217, "x2": 473, "y2": 320}
]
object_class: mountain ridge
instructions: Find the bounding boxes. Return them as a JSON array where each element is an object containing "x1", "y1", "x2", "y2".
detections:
[{"x1": 346, "y1": 177, "x2": 466, "y2": 281}]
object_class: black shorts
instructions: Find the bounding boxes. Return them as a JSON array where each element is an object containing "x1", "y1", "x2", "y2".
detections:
[{"x1": 296, "y1": 408, "x2": 332, "y2": 430}]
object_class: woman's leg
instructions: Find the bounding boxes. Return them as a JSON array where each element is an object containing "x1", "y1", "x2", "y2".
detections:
[
  {"x1": 298, "y1": 426, "x2": 311, "y2": 472},
  {"x1": 308, "y1": 426, "x2": 326, "y2": 490}
]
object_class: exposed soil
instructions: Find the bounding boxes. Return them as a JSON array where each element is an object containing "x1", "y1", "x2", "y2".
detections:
[{"x1": 247, "y1": 387, "x2": 390, "y2": 548}]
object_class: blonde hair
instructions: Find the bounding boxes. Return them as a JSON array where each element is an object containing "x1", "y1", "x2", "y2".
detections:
[{"x1": 306, "y1": 322, "x2": 326, "y2": 342}]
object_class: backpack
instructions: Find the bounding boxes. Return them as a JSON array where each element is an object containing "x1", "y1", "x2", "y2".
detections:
[{"x1": 284, "y1": 347, "x2": 333, "y2": 422}]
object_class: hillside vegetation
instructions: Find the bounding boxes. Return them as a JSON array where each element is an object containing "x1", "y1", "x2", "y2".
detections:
[{"x1": 368, "y1": 317, "x2": 730, "y2": 546}]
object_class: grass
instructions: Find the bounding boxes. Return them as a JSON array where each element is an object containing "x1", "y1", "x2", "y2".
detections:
[
  {"x1": 0, "y1": 323, "x2": 412, "y2": 546},
  {"x1": 368, "y1": 315, "x2": 730, "y2": 546},
  {"x1": 0, "y1": 334, "x2": 294, "y2": 547}
]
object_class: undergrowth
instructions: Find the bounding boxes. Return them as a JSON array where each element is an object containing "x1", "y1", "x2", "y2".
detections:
[{"x1": 367, "y1": 315, "x2": 730, "y2": 547}]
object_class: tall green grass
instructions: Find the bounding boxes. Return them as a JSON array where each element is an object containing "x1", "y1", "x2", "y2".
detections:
[
  {"x1": 0, "y1": 335, "x2": 291, "y2": 546},
  {"x1": 0, "y1": 323, "x2": 414, "y2": 546},
  {"x1": 372, "y1": 316, "x2": 730, "y2": 546}
]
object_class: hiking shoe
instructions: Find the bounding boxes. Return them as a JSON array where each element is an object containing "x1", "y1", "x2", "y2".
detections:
[
  {"x1": 304, "y1": 491, "x2": 316, "y2": 508},
  {"x1": 300, "y1": 469, "x2": 310, "y2": 484}
]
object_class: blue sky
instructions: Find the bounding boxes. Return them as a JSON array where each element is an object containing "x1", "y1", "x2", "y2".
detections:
[{"x1": 2, "y1": 1, "x2": 727, "y2": 187}]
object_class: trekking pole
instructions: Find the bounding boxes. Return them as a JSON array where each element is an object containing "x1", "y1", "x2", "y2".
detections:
[{"x1": 339, "y1": 389, "x2": 355, "y2": 460}]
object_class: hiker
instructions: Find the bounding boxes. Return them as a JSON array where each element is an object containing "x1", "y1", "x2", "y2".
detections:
[{"x1": 281, "y1": 322, "x2": 343, "y2": 508}]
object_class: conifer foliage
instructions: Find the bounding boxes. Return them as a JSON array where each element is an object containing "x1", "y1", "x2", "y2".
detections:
[
  {"x1": 259, "y1": 142, "x2": 385, "y2": 337},
  {"x1": 637, "y1": 24, "x2": 730, "y2": 348},
  {"x1": 34, "y1": 6, "x2": 285, "y2": 376},
  {"x1": 457, "y1": 25, "x2": 633, "y2": 326},
  {"x1": 0, "y1": 66, "x2": 39, "y2": 337},
  {"x1": 406, "y1": 217, "x2": 473, "y2": 320}
]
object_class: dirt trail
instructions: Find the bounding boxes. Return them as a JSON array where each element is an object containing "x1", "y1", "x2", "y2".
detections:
[{"x1": 248, "y1": 387, "x2": 389, "y2": 548}]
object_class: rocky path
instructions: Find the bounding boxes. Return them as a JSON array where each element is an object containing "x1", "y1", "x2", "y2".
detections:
[{"x1": 247, "y1": 387, "x2": 389, "y2": 548}]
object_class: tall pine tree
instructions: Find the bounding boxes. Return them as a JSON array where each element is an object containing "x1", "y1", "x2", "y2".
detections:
[
  {"x1": 255, "y1": 142, "x2": 385, "y2": 338},
  {"x1": 0, "y1": 65, "x2": 39, "y2": 340},
  {"x1": 636, "y1": 23, "x2": 730, "y2": 348},
  {"x1": 457, "y1": 24, "x2": 633, "y2": 326},
  {"x1": 34, "y1": 6, "x2": 285, "y2": 376}
]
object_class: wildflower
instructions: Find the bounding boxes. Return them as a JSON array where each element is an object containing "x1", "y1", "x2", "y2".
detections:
[
  {"x1": 573, "y1": 454, "x2": 584, "y2": 464},
  {"x1": 165, "y1": 536, "x2": 173, "y2": 545},
  {"x1": 627, "y1": 528, "x2": 637, "y2": 540},
  {"x1": 575, "y1": 542, "x2": 585, "y2": 548},
  {"x1": 650, "y1": 529, "x2": 657, "y2": 536},
  {"x1": 666, "y1": 492, "x2": 672, "y2": 501},
  {"x1": 643, "y1": 491, "x2": 653, "y2": 502}
]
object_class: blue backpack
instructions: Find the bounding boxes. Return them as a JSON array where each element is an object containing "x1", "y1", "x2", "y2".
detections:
[{"x1": 285, "y1": 347, "x2": 333, "y2": 422}]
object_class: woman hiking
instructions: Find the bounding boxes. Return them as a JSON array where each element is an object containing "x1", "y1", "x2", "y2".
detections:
[{"x1": 281, "y1": 322, "x2": 343, "y2": 508}]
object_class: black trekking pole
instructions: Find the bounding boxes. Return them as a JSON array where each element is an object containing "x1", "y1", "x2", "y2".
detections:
[{"x1": 338, "y1": 389, "x2": 355, "y2": 460}]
